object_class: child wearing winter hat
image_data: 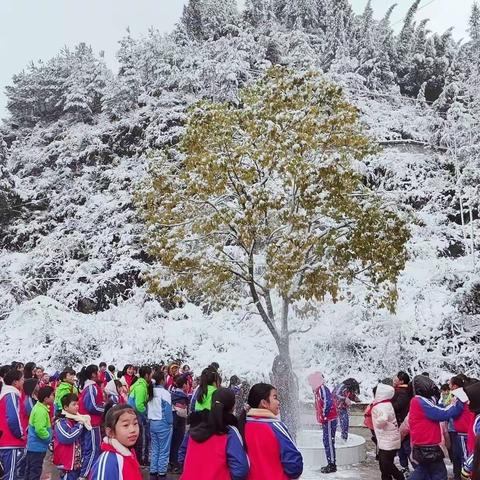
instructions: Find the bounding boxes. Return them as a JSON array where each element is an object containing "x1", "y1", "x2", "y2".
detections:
[
  {"x1": 309, "y1": 372, "x2": 338, "y2": 474},
  {"x1": 371, "y1": 383, "x2": 404, "y2": 480}
]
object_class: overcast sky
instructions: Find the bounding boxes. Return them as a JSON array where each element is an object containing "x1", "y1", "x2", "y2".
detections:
[{"x1": 0, "y1": 0, "x2": 475, "y2": 118}]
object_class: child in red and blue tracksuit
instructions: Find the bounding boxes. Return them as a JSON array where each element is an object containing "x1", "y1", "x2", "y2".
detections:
[
  {"x1": 243, "y1": 382, "x2": 303, "y2": 480},
  {"x1": 0, "y1": 371, "x2": 28, "y2": 480},
  {"x1": 447, "y1": 379, "x2": 474, "y2": 480},
  {"x1": 89, "y1": 404, "x2": 143, "y2": 480},
  {"x1": 312, "y1": 374, "x2": 338, "y2": 474},
  {"x1": 53, "y1": 394, "x2": 86, "y2": 480},
  {"x1": 180, "y1": 387, "x2": 249, "y2": 480},
  {"x1": 78, "y1": 375, "x2": 104, "y2": 478},
  {"x1": 409, "y1": 375, "x2": 463, "y2": 480},
  {"x1": 462, "y1": 382, "x2": 480, "y2": 478}
]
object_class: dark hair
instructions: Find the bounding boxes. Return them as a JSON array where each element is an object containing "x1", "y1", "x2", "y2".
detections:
[
  {"x1": 61, "y1": 393, "x2": 79, "y2": 408},
  {"x1": 396, "y1": 371, "x2": 410, "y2": 385},
  {"x1": 441, "y1": 383, "x2": 450, "y2": 392},
  {"x1": 12, "y1": 361, "x2": 24, "y2": 370},
  {"x1": 190, "y1": 388, "x2": 237, "y2": 443},
  {"x1": 197, "y1": 368, "x2": 221, "y2": 404},
  {"x1": 4, "y1": 369, "x2": 23, "y2": 386},
  {"x1": 148, "y1": 371, "x2": 165, "y2": 400},
  {"x1": 209, "y1": 388, "x2": 236, "y2": 433},
  {"x1": 139, "y1": 366, "x2": 152, "y2": 380},
  {"x1": 23, "y1": 378, "x2": 39, "y2": 397},
  {"x1": 104, "y1": 404, "x2": 137, "y2": 432},
  {"x1": 421, "y1": 372, "x2": 430, "y2": 378},
  {"x1": 78, "y1": 364, "x2": 98, "y2": 389},
  {"x1": 24, "y1": 362, "x2": 36, "y2": 379},
  {"x1": 247, "y1": 383, "x2": 275, "y2": 408},
  {"x1": 99, "y1": 362, "x2": 107, "y2": 368},
  {"x1": 108, "y1": 365, "x2": 115, "y2": 373},
  {"x1": 451, "y1": 375, "x2": 465, "y2": 389},
  {"x1": 175, "y1": 375, "x2": 187, "y2": 389},
  {"x1": 0, "y1": 365, "x2": 11, "y2": 379},
  {"x1": 229, "y1": 375, "x2": 241, "y2": 387},
  {"x1": 118, "y1": 363, "x2": 133, "y2": 378},
  {"x1": 38, "y1": 386, "x2": 54, "y2": 403},
  {"x1": 209, "y1": 362, "x2": 220, "y2": 371},
  {"x1": 59, "y1": 368, "x2": 76, "y2": 381}
]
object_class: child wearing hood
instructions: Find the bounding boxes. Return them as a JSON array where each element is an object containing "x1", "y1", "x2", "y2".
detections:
[
  {"x1": 371, "y1": 383, "x2": 405, "y2": 480},
  {"x1": 309, "y1": 372, "x2": 338, "y2": 474}
]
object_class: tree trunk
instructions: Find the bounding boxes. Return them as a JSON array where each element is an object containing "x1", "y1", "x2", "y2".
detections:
[{"x1": 271, "y1": 335, "x2": 300, "y2": 439}]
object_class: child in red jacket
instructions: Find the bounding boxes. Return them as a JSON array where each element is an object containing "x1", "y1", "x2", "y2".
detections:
[
  {"x1": 53, "y1": 393, "x2": 91, "y2": 479},
  {"x1": 181, "y1": 387, "x2": 249, "y2": 480},
  {"x1": 243, "y1": 383, "x2": 303, "y2": 480},
  {"x1": 309, "y1": 372, "x2": 338, "y2": 474},
  {"x1": 89, "y1": 404, "x2": 142, "y2": 480}
]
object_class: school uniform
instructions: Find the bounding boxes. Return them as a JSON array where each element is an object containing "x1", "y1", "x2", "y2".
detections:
[
  {"x1": 78, "y1": 380, "x2": 104, "y2": 477},
  {"x1": 0, "y1": 385, "x2": 28, "y2": 480}
]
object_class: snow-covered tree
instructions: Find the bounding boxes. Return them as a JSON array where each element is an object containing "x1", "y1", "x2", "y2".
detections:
[
  {"x1": 138, "y1": 68, "x2": 409, "y2": 433},
  {"x1": 181, "y1": 0, "x2": 239, "y2": 40},
  {"x1": 63, "y1": 43, "x2": 108, "y2": 120}
]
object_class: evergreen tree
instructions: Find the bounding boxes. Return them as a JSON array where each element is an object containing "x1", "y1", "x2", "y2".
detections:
[
  {"x1": 63, "y1": 43, "x2": 108, "y2": 120},
  {"x1": 181, "y1": 0, "x2": 239, "y2": 40},
  {"x1": 282, "y1": 0, "x2": 319, "y2": 30}
]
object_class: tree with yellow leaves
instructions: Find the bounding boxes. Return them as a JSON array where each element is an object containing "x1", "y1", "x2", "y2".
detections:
[{"x1": 137, "y1": 67, "x2": 409, "y2": 434}]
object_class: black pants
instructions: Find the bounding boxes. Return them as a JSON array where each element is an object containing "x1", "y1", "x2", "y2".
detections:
[
  {"x1": 25, "y1": 451, "x2": 46, "y2": 480},
  {"x1": 379, "y1": 449, "x2": 405, "y2": 480},
  {"x1": 134, "y1": 415, "x2": 150, "y2": 465},
  {"x1": 170, "y1": 412, "x2": 186, "y2": 467}
]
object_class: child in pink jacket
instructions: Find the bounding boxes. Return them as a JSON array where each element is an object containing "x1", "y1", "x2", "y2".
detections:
[{"x1": 372, "y1": 383, "x2": 405, "y2": 480}]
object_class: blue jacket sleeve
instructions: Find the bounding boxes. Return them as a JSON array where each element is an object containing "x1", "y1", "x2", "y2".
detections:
[
  {"x1": 90, "y1": 452, "x2": 119, "y2": 480},
  {"x1": 6, "y1": 393, "x2": 23, "y2": 439},
  {"x1": 320, "y1": 386, "x2": 332, "y2": 418},
  {"x1": 420, "y1": 398, "x2": 463, "y2": 422},
  {"x1": 162, "y1": 398, "x2": 173, "y2": 425},
  {"x1": 55, "y1": 419, "x2": 83, "y2": 445},
  {"x1": 178, "y1": 432, "x2": 189, "y2": 465},
  {"x1": 226, "y1": 426, "x2": 249, "y2": 480},
  {"x1": 271, "y1": 421, "x2": 303, "y2": 479},
  {"x1": 84, "y1": 385, "x2": 104, "y2": 414}
]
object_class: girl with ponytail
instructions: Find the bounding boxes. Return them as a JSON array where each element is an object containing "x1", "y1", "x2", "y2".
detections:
[
  {"x1": 180, "y1": 387, "x2": 249, "y2": 480},
  {"x1": 242, "y1": 383, "x2": 303, "y2": 480}
]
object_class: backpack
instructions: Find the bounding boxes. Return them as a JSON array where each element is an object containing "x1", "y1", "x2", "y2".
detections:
[{"x1": 364, "y1": 403, "x2": 374, "y2": 430}]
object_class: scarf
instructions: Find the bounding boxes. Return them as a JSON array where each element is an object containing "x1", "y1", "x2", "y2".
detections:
[{"x1": 62, "y1": 410, "x2": 93, "y2": 431}]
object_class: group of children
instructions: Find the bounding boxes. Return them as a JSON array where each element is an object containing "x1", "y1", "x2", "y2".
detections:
[
  {"x1": 0, "y1": 360, "x2": 303, "y2": 480},
  {"x1": 311, "y1": 370, "x2": 480, "y2": 480}
]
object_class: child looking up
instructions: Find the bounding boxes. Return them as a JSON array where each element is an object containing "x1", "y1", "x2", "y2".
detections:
[
  {"x1": 25, "y1": 386, "x2": 55, "y2": 480},
  {"x1": 89, "y1": 404, "x2": 142, "y2": 480}
]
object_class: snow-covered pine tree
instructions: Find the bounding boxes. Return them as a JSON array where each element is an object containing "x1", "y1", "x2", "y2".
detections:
[
  {"x1": 102, "y1": 32, "x2": 143, "y2": 118},
  {"x1": 181, "y1": 0, "x2": 238, "y2": 40},
  {"x1": 320, "y1": 0, "x2": 355, "y2": 68},
  {"x1": 63, "y1": 43, "x2": 108, "y2": 121},
  {"x1": 281, "y1": 0, "x2": 319, "y2": 30}
]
